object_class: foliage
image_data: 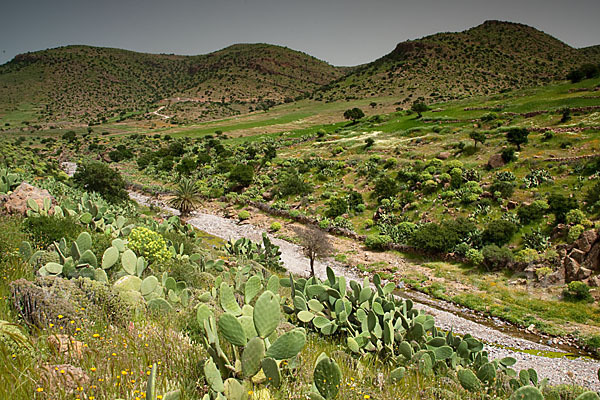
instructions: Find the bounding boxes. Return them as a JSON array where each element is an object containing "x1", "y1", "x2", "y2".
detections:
[
  {"x1": 411, "y1": 218, "x2": 477, "y2": 253},
  {"x1": 325, "y1": 197, "x2": 348, "y2": 218},
  {"x1": 506, "y1": 128, "x2": 530, "y2": 151},
  {"x1": 238, "y1": 210, "x2": 251, "y2": 221},
  {"x1": 229, "y1": 163, "x2": 255, "y2": 188},
  {"x1": 276, "y1": 171, "x2": 313, "y2": 197},
  {"x1": 547, "y1": 194, "x2": 579, "y2": 224},
  {"x1": 567, "y1": 224, "x2": 585, "y2": 244},
  {"x1": 523, "y1": 169, "x2": 553, "y2": 188},
  {"x1": 411, "y1": 101, "x2": 429, "y2": 118},
  {"x1": 562, "y1": 281, "x2": 593, "y2": 302},
  {"x1": 481, "y1": 245, "x2": 514, "y2": 270},
  {"x1": 518, "y1": 201, "x2": 549, "y2": 225},
  {"x1": 566, "y1": 209, "x2": 587, "y2": 225},
  {"x1": 482, "y1": 219, "x2": 518, "y2": 246},
  {"x1": 373, "y1": 176, "x2": 399, "y2": 201},
  {"x1": 365, "y1": 234, "x2": 393, "y2": 250},
  {"x1": 73, "y1": 161, "x2": 128, "y2": 203},
  {"x1": 293, "y1": 226, "x2": 333, "y2": 277},
  {"x1": 522, "y1": 228, "x2": 550, "y2": 251},
  {"x1": 343, "y1": 107, "x2": 365, "y2": 122},
  {"x1": 127, "y1": 227, "x2": 171, "y2": 264},
  {"x1": 270, "y1": 222, "x2": 282, "y2": 232},
  {"x1": 24, "y1": 215, "x2": 83, "y2": 249},
  {"x1": 168, "y1": 178, "x2": 201, "y2": 216}
]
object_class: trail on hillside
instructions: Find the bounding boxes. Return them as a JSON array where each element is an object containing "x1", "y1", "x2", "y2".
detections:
[
  {"x1": 129, "y1": 190, "x2": 600, "y2": 390},
  {"x1": 150, "y1": 106, "x2": 171, "y2": 119}
]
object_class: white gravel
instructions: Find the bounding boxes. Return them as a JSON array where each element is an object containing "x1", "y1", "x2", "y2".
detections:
[{"x1": 129, "y1": 190, "x2": 600, "y2": 390}]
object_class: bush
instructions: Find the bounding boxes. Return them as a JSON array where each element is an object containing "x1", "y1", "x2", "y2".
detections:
[
  {"x1": 276, "y1": 171, "x2": 313, "y2": 197},
  {"x1": 24, "y1": 215, "x2": 83, "y2": 249},
  {"x1": 501, "y1": 148, "x2": 517, "y2": 163},
  {"x1": 325, "y1": 197, "x2": 348, "y2": 218},
  {"x1": 547, "y1": 193, "x2": 579, "y2": 224},
  {"x1": 515, "y1": 248, "x2": 540, "y2": 264},
  {"x1": 481, "y1": 245, "x2": 514, "y2": 270},
  {"x1": 411, "y1": 218, "x2": 476, "y2": 253},
  {"x1": 238, "y1": 210, "x2": 251, "y2": 221},
  {"x1": 566, "y1": 209, "x2": 586, "y2": 225},
  {"x1": 73, "y1": 162, "x2": 128, "y2": 203},
  {"x1": 490, "y1": 181, "x2": 515, "y2": 199},
  {"x1": 522, "y1": 227, "x2": 550, "y2": 250},
  {"x1": 585, "y1": 181, "x2": 600, "y2": 213},
  {"x1": 270, "y1": 222, "x2": 282, "y2": 232},
  {"x1": 563, "y1": 281, "x2": 593, "y2": 302},
  {"x1": 465, "y1": 248, "x2": 484, "y2": 266},
  {"x1": 517, "y1": 200, "x2": 549, "y2": 225},
  {"x1": 365, "y1": 234, "x2": 392, "y2": 251},
  {"x1": 482, "y1": 219, "x2": 518, "y2": 246},
  {"x1": 373, "y1": 176, "x2": 398, "y2": 201},
  {"x1": 229, "y1": 164, "x2": 254, "y2": 188},
  {"x1": 127, "y1": 227, "x2": 171, "y2": 264},
  {"x1": 567, "y1": 224, "x2": 585, "y2": 243}
]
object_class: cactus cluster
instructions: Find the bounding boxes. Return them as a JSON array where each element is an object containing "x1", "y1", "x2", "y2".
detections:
[
  {"x1": 225, "y1": 233, "x2": 283, "y2": 270},
  {"x1": 0, "y1": 168, "x2": 19, "y2": 193},
  {"x1": 199, "y1": 289, "x2": 306, "y2": 399}
]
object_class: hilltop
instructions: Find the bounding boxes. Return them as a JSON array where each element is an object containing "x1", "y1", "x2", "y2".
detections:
[
  {"x1": 0, "y1": 44, "x2": 344, "y2": 124},
  {"x1": 318, "y1": 20, "x2": 600, "y2": 103}
]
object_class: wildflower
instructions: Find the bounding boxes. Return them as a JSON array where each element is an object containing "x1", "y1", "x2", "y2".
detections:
[
  {"x1": 90, "y1": 367, "x2": 97, "y2": 372},
  {"x1": 59, "y1": 369, "x2": 66, "y2": 374},
  {"x1": 364, "y1": 396, "x2": 370, "y2": 399},
  {"x1": 36, "y1": 387, "x2": 44, "y2": 392},
  {"x1": 92, "y1": 333, "x2": 100, "y2": 338},
  {"x1": 57, "y1": 315, "x2": 64, "y2": 319}
]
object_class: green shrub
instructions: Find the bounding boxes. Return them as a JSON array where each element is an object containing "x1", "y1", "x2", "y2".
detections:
[
  {"x1": 270, "y1": 222, "x2": 282, "y2": 232},
  {"x1": 501, "y1": 148, "x2": 517, "y2": 163},
  {"x1": 127, "y1": 226, "x2": 171, "y2": 264},
  {"x1": 585, "y1": 181, "x2": 600, "y2": 213},
  {"x1": 515, "y1": 248, "x2": 540, "y2": 264},
  {"x1": 73, "y1": 161, "x2": 128, "y2": 203},
  {"x1": 563, "y1": 281, "x2": 593, "y2": 302},
  {"x1": 535, "y1": 267, "x2": 553, "y2": 280},
  {"x1": 566, "y1": 209, "x2": 586, "y2": 225},
  {"x1": 465, "y1": 248, "x2": 484, "y2": 266},
  {"x1": 517, "y1": 200, "x2": 549, "y2": 225},
  {"x1": 489, "y1": 181, "x2": 515, "y2": 199},
  {"x1": 24, "y1": 215, "x2": 83, "y2": 249},
  {"x1": 481, "y1": 219, "x2": 518, "y2": 246},
  {"x1": 481, "y1": 245, "x2": 514, "y2": 270},
  {"x1": 567, "y1": 224, "x2": 585, "y2": 243},
  {"x1": 238, "y1": 210, "x2": 251, "y2": 221},
  {"x1": 276, "y1": 172, "x2": 313, "y2": 197},
  {"x1": 365, "y1": 234, "x2": 392, "y2": 251},
  {"x1": 325, "y1": 197, "x2": 348, "y2": 218},
  {"x1": 373, "y1": 176, "x2": 399, "y2": 201},
  {"x1": 522, "y1": 227, "x2": 550, "y2": 250},
  {"x1": 229, "y1": 164, "x2": 255, "y2": 188},
  {"x1": 411, "y1": 218, "x2": 476, "y2": 253},
  {"x1": 547, "y1": 193, "x2": 578, "y2": 224}
]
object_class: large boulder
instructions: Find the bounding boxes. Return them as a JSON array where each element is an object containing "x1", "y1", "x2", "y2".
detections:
[
  {"x1": 564, "y1": 256, "x2": 592, "y2": 282},
  {"x1": 2, "y1": 182, "x2": 55, "y2": 216},
  {"x1": 585, "y1": 242, "x2": 600, "y2": 271},
  {"x1": 487, "y1": 154, "x2": 505, "y2": 169},
  {"x1": 574, "y1": 229, "x2": 598, "y2": 253}
]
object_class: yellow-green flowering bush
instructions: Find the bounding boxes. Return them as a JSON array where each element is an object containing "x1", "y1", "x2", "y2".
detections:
[{"x1": 127, "y1": 227, "x2": 171, "y2": 264}]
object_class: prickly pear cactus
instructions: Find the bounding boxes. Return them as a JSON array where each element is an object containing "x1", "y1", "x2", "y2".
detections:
[
  {"x1": 313, "y1": 354, "x2": 342, "y2": 400},
  {"x1": 509, "y1": 385, "x2": 544, "y2": 400}
]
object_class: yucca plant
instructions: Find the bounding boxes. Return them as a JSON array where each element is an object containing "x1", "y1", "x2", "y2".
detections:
[{"x1": 168, "y1": 179, "x2": 201, "y2": 217}]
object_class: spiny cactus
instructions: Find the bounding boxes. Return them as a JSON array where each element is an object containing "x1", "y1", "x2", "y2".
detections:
[{"x1": 313, "y1": 353, "x2": 342, "y2": 400}]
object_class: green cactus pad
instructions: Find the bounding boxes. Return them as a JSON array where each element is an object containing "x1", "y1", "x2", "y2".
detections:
[
  {"x1": 261, "y1": 357, "x2": 281, "y2": 388},
  {"x1": 390, "y1": 366, "x2": 406, "y2": 382},
  {"x1": 265, "y1": 329, "x2": 306, "y2": 360},
  {"x1": 114, "y1": 275, "x2": 142, "y2": 292},
  {"x1": 575, "y1": 392, "x2": 600, "y2": 400},
  {"x1": 44, "y1": 262, "x2": 63, "y2": 275},
  {"x1": 121, "y1": 249, "x2": 137, "y2": 275},
  {"x1": 245, "y1": 275, "x2": 262, "y2": 304},
  {"x1": 239, "y1": 316, "x2": 258, "y2": 340},
  {"x1": 218, "y1": 313, "x2": 247, "y2": 347},
  {"x1": 510, "y1": 386, "x2": 544, "y2": 400},
  {"x1": 141, "y1": 276, "x2": 159, "y2": 296},
  {"x1": 267, "y1": 275, "x2": 280, "y2": 293},
  {"x1": 76, "y1": 232, "x2": 92, "y2": 253},
  {"x1": 224, "y1": 378, "x2": 247, "y2": 400},
  {"x1": 477, "y1": 362, "x2": 497, "y2": 384},
  {"x1": 253, "y1": 290, "x2": 280, "y2": 338},
  {"x1": 220, "y1": 283, "x2": 242, "y2": 316},
  {"x1": 433, "y1": 346, "x2": 454, "y2": 361},
  {"x1": 148, "y1": 298, "x2": 173, "y2": 313},
  {"x1": 314, "y1": 355, "x2": 342, "y2": 400},
  {"x1": 102, "y1": 246, "x2": 120, "y2": 269},
  {"x1": 94, "y1": 269, "x2": 108, "y2": 283},
  {"x1": 79, "y1": 249, "x2": 97, "y2": 267},
  {"x1": 242, "y1": 337, "x2": 265, "y2": 378},
  {"x1": 298, "y1": 310, "x2": 315, "y2": 323},
  {"x1": 204, "y1": 359, "x2": 225, "y2": 392},
  {"x1": 347, "y1": 337, "x2": 360, "y2": 353},
  {"x1": 196, "y1": 304, "x2": 214, "y2": 329},
  {"x1": 458, "y1": 368, "x2": 481, "y2": 392}
]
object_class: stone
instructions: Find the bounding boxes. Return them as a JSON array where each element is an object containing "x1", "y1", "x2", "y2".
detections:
[
  {"x1": 261, "y1": 191, "x2": 273, "y2": 201},
  {"x1": 587, "y1": 275, "x2": 600, "y2": 288},
  {"x1": 487, "y1": 154, "x2": 505, "y2": 169},
  {"x1": 506, "y1": 201, "x2": 518, "y2": 210},
  {"x1": 574, "y1": 230, "x2": 598, "y2": 253},
  {"x1": 47, "y1": 335, "x2": 85, "y2": 360},
  {"x1": 547, "y1": 268, "x2": 565, "y2": 285},
  {"x1": 3, "y1": 182, "x2": 55, "y2": 216},
  {"x1": 40, "y1": 364, "x2": 89, "y2": 394},
  {"x1": 437, "y1": 151, "x2": 451, "y2": 160},
  {"x1": 585, "y1": 242, "x2": 600, "y2": 271},
  {"x1": 569, "y1": 248, "x2": 587, "y2": 264}
]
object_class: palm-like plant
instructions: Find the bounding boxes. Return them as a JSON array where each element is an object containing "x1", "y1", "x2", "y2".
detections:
[{"x1": 168, "y1": 179, "x2": 201, "y2": 217}]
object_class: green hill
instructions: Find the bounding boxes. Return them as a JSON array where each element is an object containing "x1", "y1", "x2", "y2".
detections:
[
  {"x1": 318, "y1": 20, "x2": 600, "y2": 104},
  {"x1": 0, "y1": 44, "x2": 344, "y2": 124}
]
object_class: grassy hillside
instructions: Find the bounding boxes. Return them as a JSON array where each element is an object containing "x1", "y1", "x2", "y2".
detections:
[
  {"x1": 319, "y1": 20, "x2": 600, "y2": 104},
  {"x1": 0, "y1": 44, "x2": 344, "y2": 124}
]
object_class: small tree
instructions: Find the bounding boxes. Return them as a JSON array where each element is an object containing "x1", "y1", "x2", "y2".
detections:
[
  {"x1": 229, "y1": 163, "x2": 254, "y2": 189},
  {"x1": 293, "y1": 226, "x2": 333, "y2": 277},
  {"x1": 411, "y1": 101, "x2": 429, "y2": 118},
  {"x1": 168, "y1": 178, "x2": 201, "y2": 217},
  {"x1": 73, "y1": 162, "x2": 128, "y2": 203},
  {"x1": 469, "y1": 131, "x2": 486, "y2": 148},
  {"x1": 506, "y1": 127, "x2": 529, "y2": 151},
  {"x1": 343, "y1": 108, "x2": 365, "y2": 123}
]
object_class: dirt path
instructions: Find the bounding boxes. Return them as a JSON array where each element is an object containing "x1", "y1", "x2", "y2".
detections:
[
  {"x1": 150, "y1": 106, "x2": 171, "y2": 120},
  {"x1": 129, "y1": 190, "x2": 600, "y2": 390}
]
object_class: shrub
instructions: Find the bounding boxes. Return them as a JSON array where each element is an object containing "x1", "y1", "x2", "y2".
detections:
[
  {"x1": 566, "y1": 209, "x2": 586, "y2": 225},
  {"x1": 465, "y1": 248, "x2": 484, "y2": 266},
  {"x1": 73, "y1": 161, "x2": 128, "y2": 203},
  {"x1": 24, "y1": 215, "x2": 83, "y2": 249},
  {"x1": 585, "y1": 181, "x2": 600, "y2": 213},
  {"x1": 501, "y1": 148, "x2": 517, "y2": 163},
  {"x1": 522, "y1": 227, "x2": 550, "y2": 250},
  {"x1": 506, "y1": 127, "x2": 529, "y2": 150},
  {"x1": 325, "y1": 197, "x2": 348, "y2": 218},
  {"x1": 482, "y1": 219, "x2": 518, "y2": 246},
  {"x1": 535, "y1": 267, "x2": 553, "y2": 280},
  {"x1": 490, "y1": 181, "x2": 515, "y2": 199},
  {"x1": 523, "y1": 169, "x2": 553, "y2": 188},
  {"x1": 563, "y1": 281, "x2": 593, "y2": 302},
  {"x1": 127, "y1": 227, "x2": 171, "y2": 264},
  {"x1": 373, "y1": 176, "x2": 398, "y2": 201},
  {"x1": 517, "y1": 200, "x2": 549, "y2": 225},
  {"x1": 365, "y1": 234, "x2": 392, "y2": 251},
  {"x1": 567, "y1": 224, "x2": 585, "y2": 243},
  {"x1": 411, "y1": 218, "x2": 476, "y2": 253},
  {"x1": 347, "y1": 191, "x2": 364, "y2": 211},
  {"x1": 495, "y1": 171, "x2": 516, "y2": 182},
  {"x1": 229, "y1": 164, "x2": 254, "y2": 188},
  {"x1": 481, "y1": 245, "x2": 514, "y2": 270},
  {"x1": 270, "y1": 222, "x2": 282, "y2": 232},
  {"x1": 276, "y1": 172, "x2": 313, "y2": 197},
  {"x1": 547, "y1": 193, "x2": 579, "y2": 224},
  {"x1": 238, "y1": 210, "x2": 251, "y2": 221},
  {"x1": 515, "y1": 248, "x2": 540, "y2": 264}
]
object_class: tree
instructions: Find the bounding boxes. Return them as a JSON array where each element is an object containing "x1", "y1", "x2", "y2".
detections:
[
  {"x1": 411, "y1": 101, "x2": 429, "y2": 118},
  {"x1": 506, "y1": 127, "x2": 529, "y2": 151},
  {"x1": 293, "y1": 226, "x2": 333, "y2": 277},
  {"x1": 228, "y1": 164, "x2": 254, "y2": 189},
  {"x1": 62, "y1": 131, "x2": 77, "y2": 142},
  {"x1": 168, "y1": 178, "x2": 201, "y2": 217},
  {"x1": 343, "y1": 108, "x2": 365, "y2": 123},
  {"x1": 547, "y1": 193, "x2": 578, "y2": 224},
  {"x1": 369, "y1": 102, "x2": 377, "y2": 108},
  {"x1": 73, "y1": 162, "x2": 128, "y2": 203},
  {"x1": 469, "y1": 131, "x2": 486, "y2": 148}
]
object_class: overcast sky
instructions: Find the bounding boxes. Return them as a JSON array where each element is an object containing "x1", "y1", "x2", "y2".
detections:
[{"x1": 1, "y1": 0, "x2": 599, "y2": 66}]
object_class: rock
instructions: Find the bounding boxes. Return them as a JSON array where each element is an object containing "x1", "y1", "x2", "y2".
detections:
[
  {"x1": 569, "y1": 248, "x2": 587, "y2": 264},
  {"x1": 587, "y1": 275, "x2": 600, "y2": 287},
  {"x1": 487, "y1": 154, "x2": 505, "y2": 169},
  {"x1": 47, "y1": 335, "x2": 85, "y2": 360},
  {"x1": 437, "y1": 151, "x2": 451, "y2": 160},
  {"x1": 261, "y1": 191, "x2": 273, "y2": 201},
  {"x1": 506, "y1": 201, "x2": 518, "y2": 210},
  {"x1": 574, "y1": 230, "x2": 598, "y2": 253},
  {"x1": 585, "y1": 242, "x2": 600, "y2": 270},
  {"x1": 548, "y1": 268, "x2": 565, "y2": 285},
  {"x1": 40, "y1": 364, "x2": 89, "y2": 394},
  {"x1": 3, "y1": 182, "x2": 55, "y2": 216},
  {"x1": 565, "y1": 254, "x2": 592, "y2": 282}
]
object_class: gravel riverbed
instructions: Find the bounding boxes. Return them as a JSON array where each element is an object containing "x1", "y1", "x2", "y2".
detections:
[{"x1": 129, "y1": 191, "x2": 600, "y2": 390}]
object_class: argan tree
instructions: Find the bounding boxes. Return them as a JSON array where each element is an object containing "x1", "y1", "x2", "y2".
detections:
[
  {"x1": 411, "y1": 101, "x2": 429, "y2": 118},
  {"x1": 469, "y1": 131, "x2": 486, "y2": 148},
  {"x1": 343, "y1": 108, "x2": 365, "y2": 123},
  {"x1": 293, "y1": 226, "x2": 334, "y2": 277},
  {"x1": 506, "y1": 127, "x2": 529, "y2": 151}
]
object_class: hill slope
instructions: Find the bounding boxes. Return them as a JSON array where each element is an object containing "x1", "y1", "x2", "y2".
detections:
[
  {"x1": 0, "y1": 44, "x2": 344, "y2": 123},
  {"x1": 318, "y1": 20, "x2": 600, "y2": 104}
]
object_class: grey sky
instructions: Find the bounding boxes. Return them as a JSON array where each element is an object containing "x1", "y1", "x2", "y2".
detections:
[{"x1": 1, "y1": 0, "x2": 599, "y2": 66}]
